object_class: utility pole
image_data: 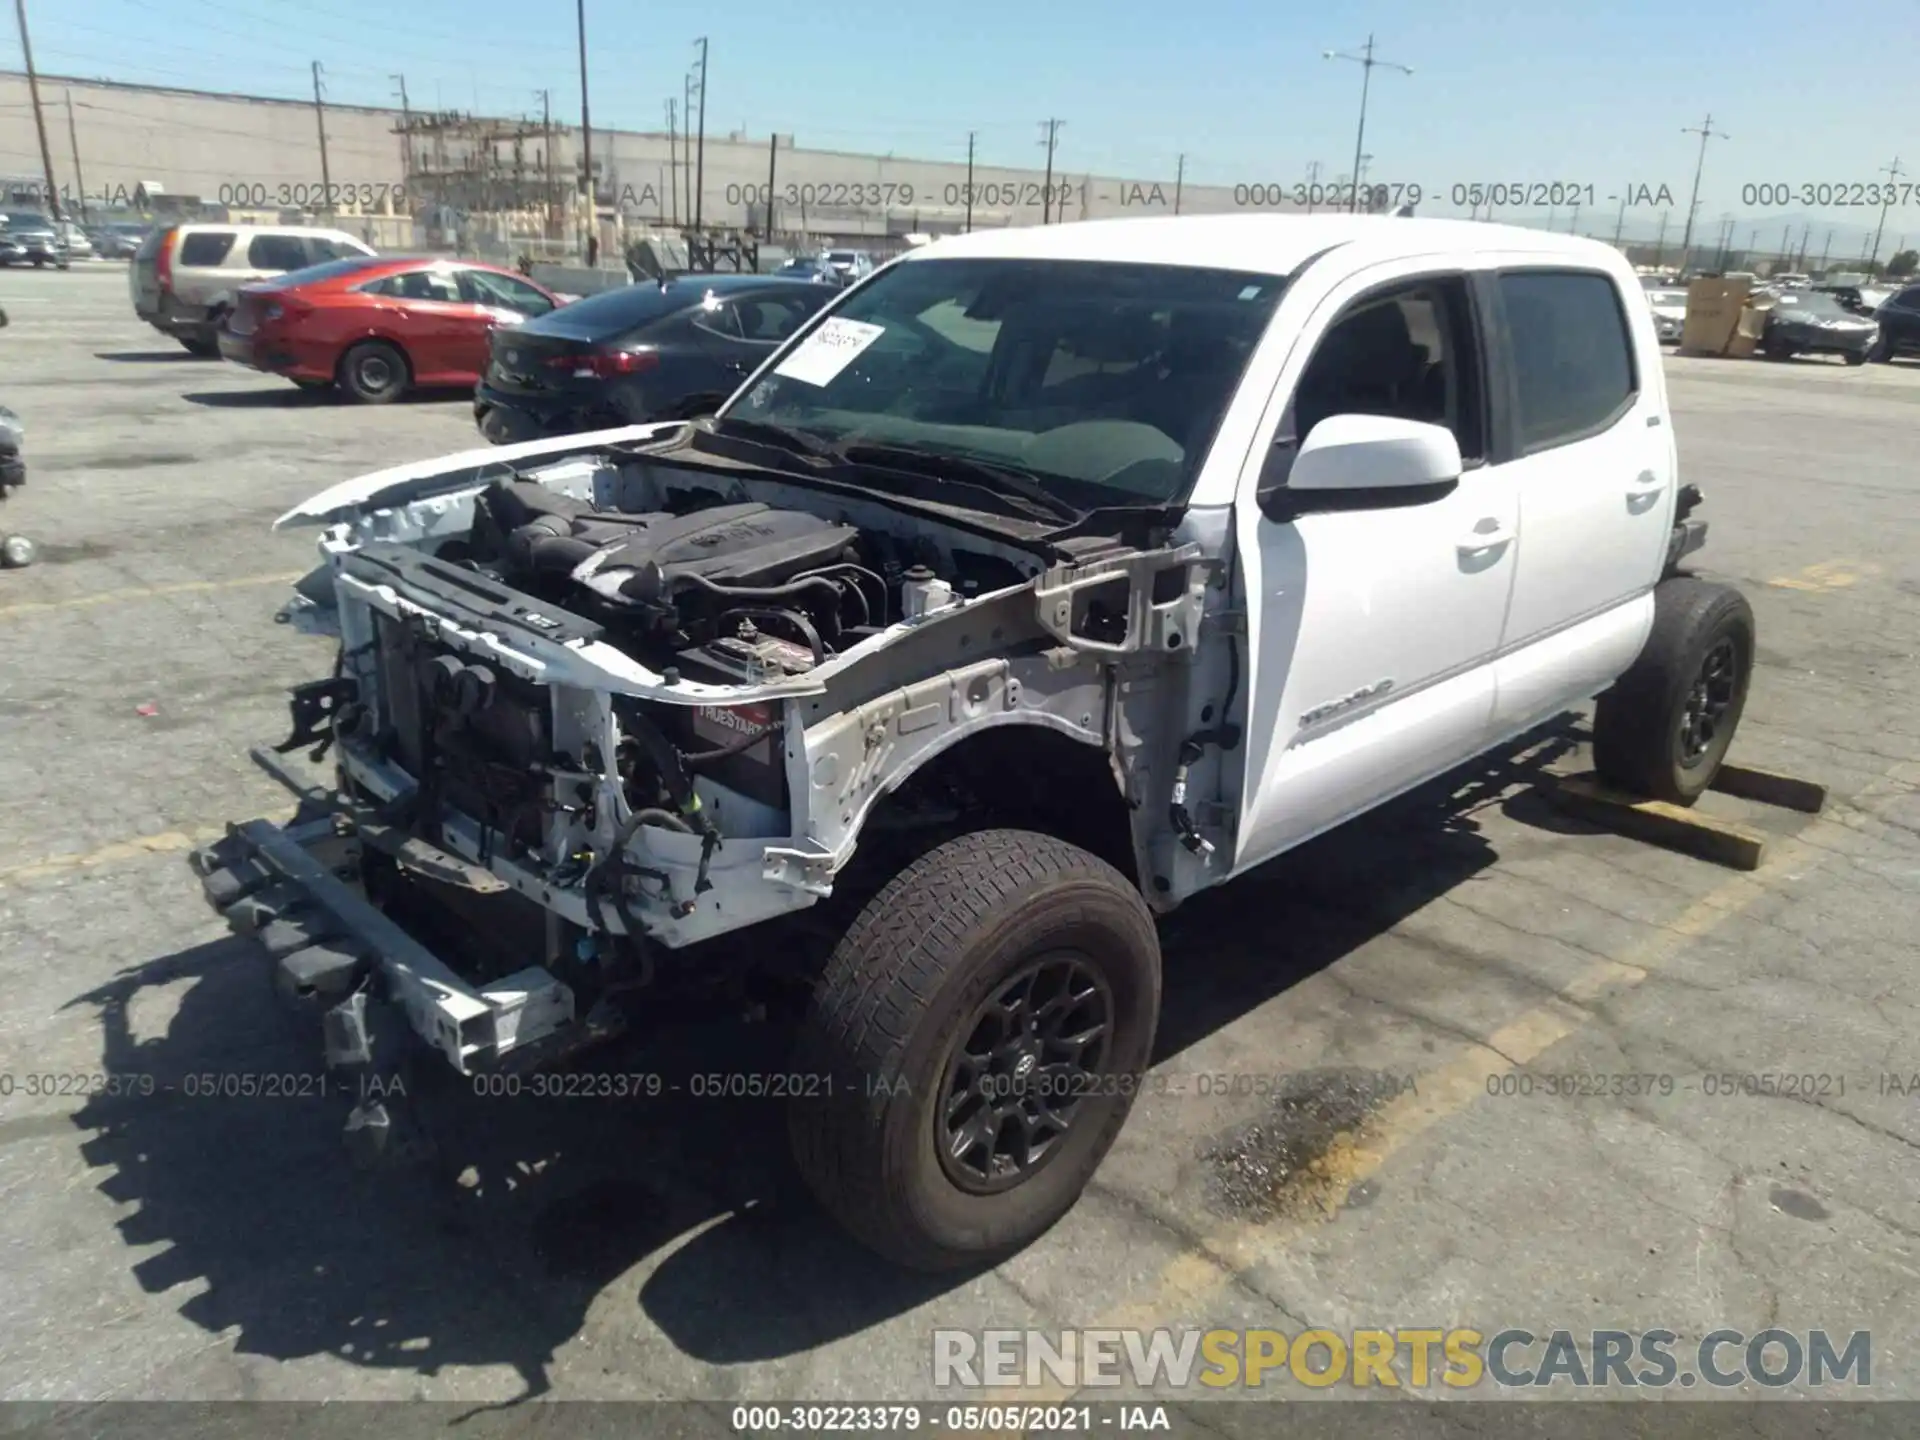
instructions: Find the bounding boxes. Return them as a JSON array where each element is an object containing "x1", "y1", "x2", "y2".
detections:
[
  {"x1": 665, "y1": 99, "x2": 679, "y2": 226},
  {"x1": 1818, "y1": 229, "x2": 1832, "y2": 273},
  {"x1": 1324, "y1": 35, "x2": 1412, "y2": 214},
  {"x1": 536, "y1": 89, "x2": 553, "y2": 237},
  {"x1": 63, "y1": 91, "x2": 87, "y2": 225},
  {"x1": 1038, "y1": 118, "x2": 1062, "y2": 223},
  {"x1": 1173, "y1": 153, "x2": 1185, "y2": 215},
  {"x1": 1568, "y1": 199, "x2": 1581, "y2": 236},
  {"x1": 692, "y1": 37, "x2": 709, "y2": 232},
  {"x1": 576, "y1": 0, "x2": 595, "y2": 263},
  {"x1": 310, "y1": 62, "x2": 333, "y2": 220},
  {"x1": 1612, "y1": 193, "x2": 1627, "y2": 246},
  {"x1": 764, "y1": 132, "x2": 778, "y2": 240},
  {"x1": 1867, "y1": 156, "x2": 1904, "y2": 276},
  {"x1": 13, "y1": 0, "x2": 61, "y2": 220},
  {"x1": 964, "y1": 131, "x2": 975, "y2": 233},
  {"x1": 682, "y1": 74, "x2": 693, "y2": 225},
  {"x1": 392, "y1": 74, "x2": 412, "y2": 178},
  {"x1": 1305, "y1": 160, "x2": 1323, "y2": 214},
  {"x1": 1677, "y1": 112, "x2": 1727, "y2": 269}
]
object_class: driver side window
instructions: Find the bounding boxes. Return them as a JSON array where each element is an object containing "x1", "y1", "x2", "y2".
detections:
[{"x1": 1289, "y1": 275, "x2": 1485, "y2": 465}]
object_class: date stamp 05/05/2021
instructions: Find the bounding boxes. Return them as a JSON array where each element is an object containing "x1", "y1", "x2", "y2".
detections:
[{"x1": 6, "y1": 1067, "x2": 1920, "y2": 1108}]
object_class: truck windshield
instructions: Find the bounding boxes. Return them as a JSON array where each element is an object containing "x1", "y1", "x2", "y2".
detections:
[{"x1": 724, "y1": 256, "x2": 1286, "y2": 504}]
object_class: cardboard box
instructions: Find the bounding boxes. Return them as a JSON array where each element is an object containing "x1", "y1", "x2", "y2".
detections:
[
  {"x1": 1726, "y1": 296, "x2": 1773, "y2": 359},
  {"x1": 1681, "y1": 277, "x2": 1751, "y2": 355}
]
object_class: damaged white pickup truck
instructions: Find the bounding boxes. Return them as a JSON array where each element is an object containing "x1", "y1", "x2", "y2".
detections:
[{"x1": 194, "y1": 215, "x2": 1747, "y2": 1269}]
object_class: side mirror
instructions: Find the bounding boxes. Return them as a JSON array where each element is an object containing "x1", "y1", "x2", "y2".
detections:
[{"x1": 1259, "y1": 414, "x2": 1462, "y2": 522}]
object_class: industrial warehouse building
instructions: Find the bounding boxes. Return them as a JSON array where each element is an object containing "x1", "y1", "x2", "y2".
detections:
[{"x1": 0, "y1": 71, "x2": 1317, "y2": 251}]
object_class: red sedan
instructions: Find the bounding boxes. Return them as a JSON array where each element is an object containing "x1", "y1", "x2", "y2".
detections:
[{"x1": 217, "y1": 255, "x2": 567, "y2": 404}]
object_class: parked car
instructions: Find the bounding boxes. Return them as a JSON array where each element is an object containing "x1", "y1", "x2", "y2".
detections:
[
  {"x1": 821, "y1": 248, "x2": 875, "y2": 284},
  {"x1": 88, "y1": 222, "x2": 149, "y2": 260},
  {"x1": 1759, "y1": 289, "x2": 1878, "y2": 363},
  {"x1": 131, "y1": 223, "x2": 376, "y2": 356},
  {"x1": 0, "y1": 213, "x2": 69, "y2": 269},
  {"x1": 1770, "y1": 272, "x2": 1810, "y2": 288},
  {"x1": 198, "y1": 215, "x2": 1747, "y2": 1271},
  {"x1": 1644, "y1": 284, "x2": 1688, "y2": 344},
  {"x1": 472, "y1": 274, "x2": 833, "y2": 443},
  {"x1": 0, "y1": 235, "x2": 25, "y2": 267},
  {"x1": 218, "y1": 255, "x2": 564, "y2": 403},
  {"x1": 775, "y1": 256, "x2": 843, "y2": 286},
  {"x1": 56, "y1": 221, "x2": 93, "y2": 260},
  {"x1": 0, "y1": 307, "x2": 29, "y2": 569},
  {"x1": 1866, "y1": 282, "x2": 1920, "y2": 362}
]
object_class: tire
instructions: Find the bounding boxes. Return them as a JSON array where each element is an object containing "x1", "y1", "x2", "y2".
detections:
[
  {"x1": 1762, "y1": 338, "x2": 1794, "y2": 361},
  {"x1": 338, "y1": 341, "x2": 409, "y2": 404},
  {"x1": 477, "y1": 406, "x2": 515, "y2": 444},
  {"x1": 1592, "y1": 578, "x2": 1755, "y2": 805},
  {"x1": 1867, "y1": 334, "x2": 1892, "y2": 363},
  {"x1": 177, "y1": 336, "x2": 219, "y2": 357},
  {"x1": 1844, "y1": 350, "x2": 1868, "y2": 367},
  {"x1": 789, "y1": 828, "x2": 1161, "y2": 1271}
]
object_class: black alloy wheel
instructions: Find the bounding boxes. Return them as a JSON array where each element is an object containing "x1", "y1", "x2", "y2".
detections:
[
  {"x1": 1677, "y1": 637, "x2": 1738, "y2": 769},
  {"x1": 938, "y1": 954, "x2": 1112, "y2": 1194}
]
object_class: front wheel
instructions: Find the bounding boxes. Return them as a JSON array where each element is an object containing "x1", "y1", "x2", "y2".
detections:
[
  {"x1": 1593, "y1": 578, "x2": 1755, "y2": 805},
  {"x1": 789, "y1": 829, "x2": 1161, "y2": 1270},
  {"x1": 1844, "y1": 350, "x2": 1868, "y2": 367},
  {"x1": 338, "y1": 341, "x2": 409, "y2": 404},
  {"x1": 1762, "y1": 338, "x2": 1794, "y2": 361},
  {"x1": 1867, "y1": 334, "x2": 1893, "y2": 363}
]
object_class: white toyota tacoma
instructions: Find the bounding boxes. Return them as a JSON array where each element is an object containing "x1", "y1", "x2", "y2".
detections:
[{"x1": 194, "y1": 215, "x2": 1747, "y2": 1270}]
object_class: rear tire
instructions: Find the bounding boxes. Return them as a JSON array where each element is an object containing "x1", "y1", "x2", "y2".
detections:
[
  {"x1": 1844, "y1": 350, "x2": 1868, "y2": 367},
  {"x1": 1592, "y1": 578, "x2": 1755, "y2": 805},
  {"x1": 789, "y1": 828, "x2": 1161, "y2": 1271},
  {"x1": 338, "y1": 341, "x2": 409, "y2": 404}
]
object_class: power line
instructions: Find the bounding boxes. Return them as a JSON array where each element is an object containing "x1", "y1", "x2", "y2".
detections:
[
  {"x1": 1677, "y1": 112, "x2": 1728, "y2": 268},
  {"x1": 1324, "y1": 35, "x2": 1411, "y2": 214}
]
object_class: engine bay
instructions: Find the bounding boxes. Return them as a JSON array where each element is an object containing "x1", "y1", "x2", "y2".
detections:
[{"x1": 448, "y1": 476, "x2": 1035, "y2": 683}]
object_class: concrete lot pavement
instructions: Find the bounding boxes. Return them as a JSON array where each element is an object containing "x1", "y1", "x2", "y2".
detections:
[{"x1": 1, "y1": 267, "x2": 1917, "y2": 1408}]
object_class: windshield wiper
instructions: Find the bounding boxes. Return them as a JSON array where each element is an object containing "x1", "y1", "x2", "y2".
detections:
[
  {"x1": 835, "y1": 442, "x2": 1082, "y2": 524},
  {"x1": 703, "y1": 415, "x2": 837, "y2": 461}
]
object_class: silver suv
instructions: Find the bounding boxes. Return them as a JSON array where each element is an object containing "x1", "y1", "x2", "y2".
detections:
[{"x1": 130, "y1": 223, "x2": 375, "y2": 355}]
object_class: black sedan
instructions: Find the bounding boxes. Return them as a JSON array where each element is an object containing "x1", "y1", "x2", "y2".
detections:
[
  {"x1": 474, "y1": 275, "x2": 833, "y2": 444},
  {"x1": 1760, "y1": 290, "x2": 1878, "y2": 364}
]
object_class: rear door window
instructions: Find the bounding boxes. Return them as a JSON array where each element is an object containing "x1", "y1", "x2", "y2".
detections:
[
  {"x1": 247, "y1": 234, "x2": 312, "y2": 271},
  {"x1": 177, "y1": 231, "x2": 236, "y2": 267},
  {"x1": 1497, "y1": 270, "x2": 1638, "y2": 454}
]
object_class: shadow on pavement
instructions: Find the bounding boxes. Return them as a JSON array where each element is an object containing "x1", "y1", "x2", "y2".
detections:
[
  {"x1": 93, "y1": 350, "x2": 208, "y2": 363},
  {"x1": 66, "y1": 723, "x2": 1582, "y2": 1396}
]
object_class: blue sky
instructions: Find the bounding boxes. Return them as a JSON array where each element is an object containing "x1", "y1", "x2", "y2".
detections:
[{"x1": 9, "y1": 0, "x2": 1919, "y2": 245}]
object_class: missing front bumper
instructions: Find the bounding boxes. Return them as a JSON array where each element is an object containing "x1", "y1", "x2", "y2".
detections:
[{"x1": 189, "y1": 812, "x2": 577, "y2": 1078}]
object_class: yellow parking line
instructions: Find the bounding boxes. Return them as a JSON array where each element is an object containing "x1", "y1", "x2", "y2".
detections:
[
  {"x1": 1019, "y1": 757, "x2": 1920, "y2": 1399},
  {"x1": 0, "y1": 570, "x2": 302, "y2": 620},
  {"x1": 0, "y1": 806, "x2": 298, "y2": 885},
  {"x1": 1766, "y1": 559, "x2": 1881, "y2": 592}
]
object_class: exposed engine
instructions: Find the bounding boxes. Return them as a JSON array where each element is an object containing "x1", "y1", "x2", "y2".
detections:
[{"x1": 456, "y1": 477, "x2": 998, "y2": 684}]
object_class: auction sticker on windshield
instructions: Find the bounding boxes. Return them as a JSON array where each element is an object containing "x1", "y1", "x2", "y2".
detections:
[{"x1": 774, "y1": 317, "x2": 886, "y2": 386}]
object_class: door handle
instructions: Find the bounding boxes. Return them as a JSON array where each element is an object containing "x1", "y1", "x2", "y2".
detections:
[{"x1": 1457, "y1": 520, "x2": 1513, "y2": 553}]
